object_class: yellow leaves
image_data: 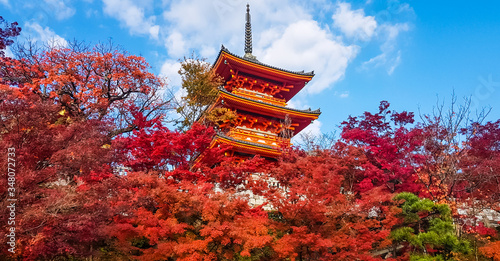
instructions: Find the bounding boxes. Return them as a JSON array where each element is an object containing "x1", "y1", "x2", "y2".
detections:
[
  {"x1": 178, "y1": 55, "x2": 223, "y2": 107},
  {"x1": 101, "y1": 144, "x2": 111, "y2": 149},
  {"x1": 205, "y1": 107, "x2": 237, "y2": 127},
  {"x1": 52, "y1": 114, "x2": 73, "y2": 126},
  {"x1": 21, "y1": 126, "x2": 33, "y2": 133}
]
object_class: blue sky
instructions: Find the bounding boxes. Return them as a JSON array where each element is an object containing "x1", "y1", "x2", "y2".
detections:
[{"x1": 1, "y1": 0, "x2": 499, "y2": 137}]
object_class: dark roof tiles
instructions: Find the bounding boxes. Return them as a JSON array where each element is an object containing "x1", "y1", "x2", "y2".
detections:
[{"x1": 217, "y1": 45, "x2": 315, "y2": 77}]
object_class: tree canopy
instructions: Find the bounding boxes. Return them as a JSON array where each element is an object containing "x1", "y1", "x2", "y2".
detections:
[{"x1": 1, "y1": 20, "x2": 499, "y2": 261}]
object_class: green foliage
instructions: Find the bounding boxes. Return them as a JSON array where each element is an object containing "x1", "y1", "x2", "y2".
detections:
[
  {"x1": 267, "y1": 211, "x2": 284, "y2": 223},
  {"x1": 391, "y1": 227, "x2": 416, "y2": 243},
  {"x1": 410, "y1": 254, "x2": 445, "y2": 261},
  {"x1": 131, "y1": 236, "x2": 151, "y2": 249},
  {"x1": 391, "y1": 193, "x2": 471, "y2": 260},
  {"x1": 175, "y1": 55, "x2": 224, "y2": 130}
]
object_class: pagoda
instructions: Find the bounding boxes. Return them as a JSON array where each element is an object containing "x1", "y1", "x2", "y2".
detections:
[{"x1": 202, "y1": 4, "x2": 320, "y2": 161}]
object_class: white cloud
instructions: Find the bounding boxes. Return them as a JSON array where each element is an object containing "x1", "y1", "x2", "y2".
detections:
[
  {"x1": 85, "y1": 9, "x2": 99, "y2": 18},
  {"x1": 152, "y1": 0, "x2": 414, "y2": 131},
  {"x1": 43, "y1": 0, "x2": 75, "y2": 20},
  {"x1": 257, "y1": 27, "x2": 283, "y2": 50},
  {"x1": 259, "y1": 20, "x2": 358, "y2": 94},
  {"x1": 361, "y1": 53, "x2": 386, "y2": 70},
  {"x1": 4, "y1": 46, "x2": 14, "y2": 58},
  {"x1": 361, "y1": 23, "x2": 409, "y2": 75},
  {"x1": 286, "y1": 99, "x2": 310, "y2": 110},
  {"x1": 382, "y1": 23, "x2": 410, "y2": 45},
  {"x1": 165, "y1": 31, "x2": 186, "y2": 57},
  {"x1": 102, "y1": 0, "x2": 160, "y2": 39},
  {"x1": 361, "y1": 49, "x2": 402, "y2": 76},
  {"x1": 161, "y1": 0, "x2": 311, "y2": 58},
  {"x1": 200, "y1": 45, "x2": 217, "y2": 59},
  {"x1": 332, "y1": 2, "x2": 377, "y2": 41},
  {"x1": 23, "y1": 22, "x2": 68, "y2": 47},
  {"x1": 158, "y1": 1, "x2": 410, "y2": 96},
  {"x1": 391, "y1": 2, "x2": 413, "y2": 15},
  {"x1": 157, "y1": 1, "x2": 359, "y2": 102},
  {"x1": 159, "y1": 59, "x2": 186, "y2": 123},
  {"x1": 0, "y1": 0, "x2": 9, "y2": 7},
  {"x1": 160, "y1": 59, "x2": 182, "y2": 87},
  {"x1": 360, "y1": 0, "x2": 413, "y2": 75},
  {"x1": 387, "y1": 51, "x2": 401, "y2": 75},
  {"x1": 339, "y1": 91, "x2": 349, "y2": 98},
  {"x1": 149, "y1": 25, "x2": 160, "y2": 39},
  {"x1": 302, "y1": 119, "x2": 322, "y2": 136},
  {"x1": 291, "y1": 119, "x2": 323, "y2": 145}
]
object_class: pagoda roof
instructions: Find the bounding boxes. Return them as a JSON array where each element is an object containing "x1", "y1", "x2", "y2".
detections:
[
  {"x1": 219, "y1": 87, "x2": 321, "y2": 114},
  {"x1": 218, "y1": 45, "x2": 315, "y2": 76},
  {"x1": 212, "y1": 87, "x2": 320, "y2": 135},
  {"x1": 213, "y1": 46, "x2": 315, "y2": 102},
  {"x1": 214, "y1": 132, "x2": 282, "y2": 158}
]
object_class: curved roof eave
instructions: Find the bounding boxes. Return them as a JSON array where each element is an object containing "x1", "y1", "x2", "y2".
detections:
[
  {"x1": 214, "y1": 133, "x2": 282, "y2": 157},
  {"x1": 214, "y1": 45, "x2": 315, "y2": 77},
  {"x1": 219, "y1": 87, "x2": 321, "y2": 116}
]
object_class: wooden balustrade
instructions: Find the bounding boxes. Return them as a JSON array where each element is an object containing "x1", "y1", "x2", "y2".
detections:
[
  {"x1": 232, "y1": 88, "x2": 287, "y2": 106},
  {"x1": 227, "y1": 128, "x2": 290, "y2": 148}
]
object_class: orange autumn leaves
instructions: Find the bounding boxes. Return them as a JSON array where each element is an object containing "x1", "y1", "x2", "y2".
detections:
[
  {"x1": 2, "y1": 45, "x2": 167, "y2": 136},
  {"x1": 1, "y1": 21, "x2": 499, "y2": 260}
]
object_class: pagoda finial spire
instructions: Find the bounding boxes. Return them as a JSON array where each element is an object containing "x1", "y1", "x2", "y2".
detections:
[{"x1": 244, "y1": 3, "x2": 256, "y2": 60}]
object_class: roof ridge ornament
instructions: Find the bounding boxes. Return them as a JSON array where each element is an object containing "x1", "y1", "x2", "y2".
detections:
[{"x1": 244, "y1": 3, "x2": 257, "y2": 60}]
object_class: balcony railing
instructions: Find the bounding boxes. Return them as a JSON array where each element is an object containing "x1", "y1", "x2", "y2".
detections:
[
  {"x1": 232, "y1": 88, "x2": 287, "y2": 107},
  {"x1": 227, "y1": 127, "x2": 290, "y2": 148}
]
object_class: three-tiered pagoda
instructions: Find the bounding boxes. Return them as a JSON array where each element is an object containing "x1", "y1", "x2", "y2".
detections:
[{"x1": 203, "y1": 4, "x2": 320, "y2": 161}]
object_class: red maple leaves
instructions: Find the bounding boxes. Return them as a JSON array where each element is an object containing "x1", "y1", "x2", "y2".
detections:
[{"x1": 1, "y1": 21, "x2": 499, "y2": 260}]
